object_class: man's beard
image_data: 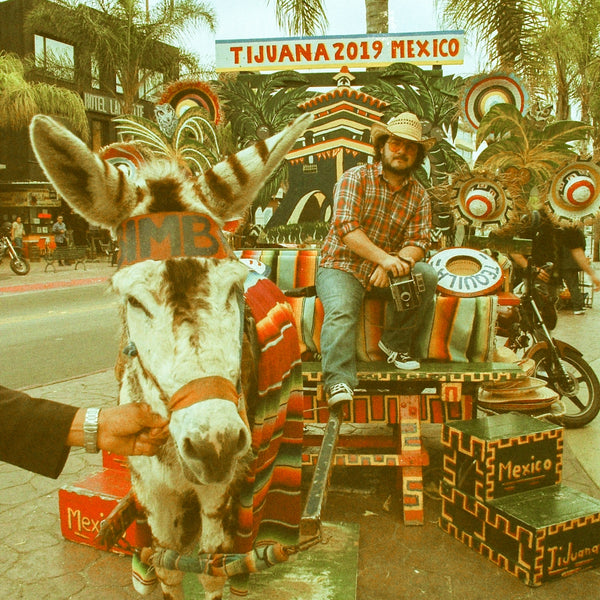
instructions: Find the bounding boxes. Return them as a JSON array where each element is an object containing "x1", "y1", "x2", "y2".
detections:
[{"x1": 382, "y1": 154, "x2": 414, "y2": 177}]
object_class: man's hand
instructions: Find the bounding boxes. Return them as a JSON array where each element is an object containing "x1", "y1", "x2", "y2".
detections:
[
  {"x1": 379, "y1": 254, "x2": 411, "y2": 278},
  {"x1": 368, "y1": 257, "x2": 411, "y2": 289},
  {"x1": 97, "y1": 404, "x2": 169, "y2": 456},
  {"x1": 536, "y1": 268, "x2": 551, "y2": 283}
]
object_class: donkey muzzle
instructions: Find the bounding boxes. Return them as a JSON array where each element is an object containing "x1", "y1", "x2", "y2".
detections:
[{"x1": 169, "y1": 377, "x2": 251, "y2": 484}]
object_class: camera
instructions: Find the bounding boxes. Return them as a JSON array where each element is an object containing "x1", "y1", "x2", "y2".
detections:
[{"x1": 389, "y1": 272, "x2": 426, "y2": 311}]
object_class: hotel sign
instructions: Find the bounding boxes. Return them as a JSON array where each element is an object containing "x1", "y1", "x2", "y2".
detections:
[
  {"x1": 84, "y1": 92, "x2": 144, "y2": 117},
  {"x1": 216, "y1": 31, "x2": 464, "y2": 72}
]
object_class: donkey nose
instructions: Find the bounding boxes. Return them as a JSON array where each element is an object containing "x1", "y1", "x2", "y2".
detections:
[{"x1": 182, "y1": 425, "x2": 250, "y2": 481}]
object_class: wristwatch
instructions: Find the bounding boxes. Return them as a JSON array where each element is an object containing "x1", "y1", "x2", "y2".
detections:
[{"x1": 83, "y1": 408, "x2": 101, "y2": 453}]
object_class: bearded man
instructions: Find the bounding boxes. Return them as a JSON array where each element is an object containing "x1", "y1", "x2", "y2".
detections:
[{"x1": 316, "y1": 112, "x2": 439, "y2": 406}]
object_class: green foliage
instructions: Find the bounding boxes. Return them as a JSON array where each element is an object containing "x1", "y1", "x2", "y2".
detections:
[
  {"x1": 437, "y1": 0, "x2": 540, "y2": 71},
  {"x1": 0, "y1": 51, "x2": 88, "y2": 138},
  {"x1": 271, "y1": 0, "x2": 328, "y2": 35},
  {"x1": 475, "y1": 103, "x2": 590, "y2": 204},
  {"x1": 362, "y1": 63, "x2": 468, "y2": 186},
  {"x1": 258, "y1": 221, "x2": 329, "y2": 246},
  {"x1": 25, "y1": 0, "x2": 215, "y2": 114},
  {"x1": 215, "y1": 71, "x2": 315, "y2": 208},
  {"x1": 216, "y1": 71, "x2": 313, "y2": 147}
]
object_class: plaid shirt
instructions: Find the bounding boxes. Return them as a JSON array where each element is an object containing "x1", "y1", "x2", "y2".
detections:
[{"x1": 320, "y1": 162, "x2": 431, "y2": 287}]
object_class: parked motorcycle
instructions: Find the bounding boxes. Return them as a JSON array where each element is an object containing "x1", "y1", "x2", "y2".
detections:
[
  {"x1": 0, "y1": 225, "x2": 30, "y2": 275},
  {"x1": 497, "y1": 260, "x2": 600, "y2": 428}
]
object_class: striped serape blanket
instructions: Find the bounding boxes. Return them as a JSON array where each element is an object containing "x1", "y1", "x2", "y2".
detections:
[
  {"x1": 235, "y1": 249, "x2": 498, "y2": 363},
  {"x1": 234, "y1": 271, "x2": 304, "y2": 554}
]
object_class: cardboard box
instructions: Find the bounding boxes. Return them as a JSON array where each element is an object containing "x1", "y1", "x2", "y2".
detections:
[
  {"x1": 442, "y1": 413, "x2": 563, "y2": 502},
  {"x1": 59, "y1": 468, "x2": 139, "y2": 555},
  {"x1": 440, "y1": 483, "x2": 600, "y2": 586}
]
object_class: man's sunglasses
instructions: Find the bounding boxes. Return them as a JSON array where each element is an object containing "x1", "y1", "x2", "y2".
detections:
[{"x1": 386, "y1": 138, "x2": 418, "y2": 153}]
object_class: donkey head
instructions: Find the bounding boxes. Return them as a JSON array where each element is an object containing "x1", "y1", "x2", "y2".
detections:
[{"x1": 30, "y1": 113, "x2": 313, "y2": 485}]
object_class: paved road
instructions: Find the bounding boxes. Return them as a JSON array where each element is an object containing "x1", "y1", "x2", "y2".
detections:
[{"x1": 0, "y1": 284, "x2": 120, "y2": 388}]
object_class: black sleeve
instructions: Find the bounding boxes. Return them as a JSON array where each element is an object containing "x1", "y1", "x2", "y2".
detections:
[
  {"x1": 560, "y1": 227, "x2": 585, "y2": 251},
  {"x1": 0, "y1": 385, "x2": 79, "y2": 478}
]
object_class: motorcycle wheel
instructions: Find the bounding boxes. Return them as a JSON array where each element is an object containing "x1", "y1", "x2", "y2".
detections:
[
  {"x1": 10, "y1": 256, "x2": 30, "y2": 275},
  {"x1": 530, "y1": 346, "x2": 600, "y2": 428}
]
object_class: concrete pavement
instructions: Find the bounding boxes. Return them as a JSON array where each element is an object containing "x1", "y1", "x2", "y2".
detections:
[
  {"x1": 0, "y1": 255, "x2": 116, "y2": 295},
  {"x1": 1, "y1": 259, "x2": 600, "y2": 599}
]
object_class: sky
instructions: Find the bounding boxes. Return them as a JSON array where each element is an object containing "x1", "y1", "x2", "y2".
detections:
[{"x1": 177, "y1": 0, "x2": 484, "y2": 77}]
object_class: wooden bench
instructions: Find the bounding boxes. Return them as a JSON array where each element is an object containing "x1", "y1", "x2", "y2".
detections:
[
  {"x1": 300, "y1": 361, "x2": 525, "y2": 532},
  {"x1": 43, "y1": 246, "x2": 88, "y2": 272},
  {"x1": 235, "y1": 248, "x2": 524, "y2": 528}
]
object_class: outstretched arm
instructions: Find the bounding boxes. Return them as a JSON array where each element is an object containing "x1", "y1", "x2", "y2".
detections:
[
  {"x1": 570, "y1": 248, "x2": 600, "y2": 291},
  {"x1": 67, "y1": 404, "x2": 169, "y2": 456}
]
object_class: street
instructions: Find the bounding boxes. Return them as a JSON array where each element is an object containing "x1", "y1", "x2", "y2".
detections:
[{"x1": 0, "y1": 283, "x2": 120, "y2": 389}]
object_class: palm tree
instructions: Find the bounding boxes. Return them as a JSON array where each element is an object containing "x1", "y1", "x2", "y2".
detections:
[
  {"x1": 437, "y1": 0, "x2": 540, "y2": 73},
  {"x1": 273, "y1": 0, "x2": 387, "y2": 35},
  {"x1": 0, "y1": 51, "x2": 88, "y2": 139},
  {"x1": 25, "y1": 0, "x2": 216, "y2": 115},
  {"x1": 216, "y1": 70, "x2": 313, "y2": 206},
  {"x1": 362, "y1": 63, "x2": 468, "y2": 186},
  {"x1": 272, "y1": 0, "x2": 328, "y2": 35},
  {"x1": 365, "y1": 0, "x2": 389, "y2": 33},
  {"x1": 474, "y1": 103, "x2": 590, "y2": 211}
]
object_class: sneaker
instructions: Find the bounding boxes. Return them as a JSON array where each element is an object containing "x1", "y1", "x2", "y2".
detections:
[
  {"x1": 327, "y1": 382, "x2": 353, "y2": 407},
  {"x1": 378, "y1": 340, "x2": 420, "y2": 370},
  {"x1": 573, "y1": 309, "x2": 586, "y2": 315}
]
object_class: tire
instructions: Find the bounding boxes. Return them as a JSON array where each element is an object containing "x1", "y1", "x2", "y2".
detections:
[
  {"x1": 10, "y1": 256, "x2": 30, "y2": 275},
  {"x1": 530, "y1": 346, "x2": 600, "y2": 428}
]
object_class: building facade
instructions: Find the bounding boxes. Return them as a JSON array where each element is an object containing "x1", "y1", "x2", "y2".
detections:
[{"x1": 0, "y1": 0, "x2": 177, "y2": 255}]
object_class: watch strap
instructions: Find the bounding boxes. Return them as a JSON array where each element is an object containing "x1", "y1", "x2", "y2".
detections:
[{"x1": 83, "y1": 407, "x2": 101, "y2": 453}]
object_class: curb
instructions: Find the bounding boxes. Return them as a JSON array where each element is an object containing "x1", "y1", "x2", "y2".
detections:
[{"x1": 0, "y1": 276, "x2": 110, "y2": 295}]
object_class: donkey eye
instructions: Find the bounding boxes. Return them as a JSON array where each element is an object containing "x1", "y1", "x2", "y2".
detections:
[{"x1": 127, "y1": 295, "x2": 153, "y2": 318}]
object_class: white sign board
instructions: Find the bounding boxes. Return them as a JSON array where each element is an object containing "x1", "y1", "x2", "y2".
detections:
[{"x1": 216, "y1": 31, "x2": 464, "y2": 72}]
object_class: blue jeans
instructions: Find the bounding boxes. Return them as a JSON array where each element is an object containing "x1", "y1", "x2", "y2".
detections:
[
  {"x1": 316, "y1": 262, "x2": 438, "y2": 390},
  {"x1": 561, "y1": 269, "x2": 584, "y2": 310}
]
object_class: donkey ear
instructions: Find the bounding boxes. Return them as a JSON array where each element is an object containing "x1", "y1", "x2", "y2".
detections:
[
  {"x1": 194, "y1": 112, "x2": 313, "y2": 221},
  {"x1": 29, "y1": 115, "x2": 138, "y2": 229}
]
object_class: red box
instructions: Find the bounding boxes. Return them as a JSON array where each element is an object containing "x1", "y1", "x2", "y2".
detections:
[
  {"x1": 59, "y1": 468, "x2": 137, "y2": 555},
  {"x1": 102, "y1": 450, "x2": 129, "y2": 472}
]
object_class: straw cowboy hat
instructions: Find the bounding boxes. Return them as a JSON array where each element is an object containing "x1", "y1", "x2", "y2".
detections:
[{"x1": 371, "y1": 112, "x2": 436, "y2": 152}]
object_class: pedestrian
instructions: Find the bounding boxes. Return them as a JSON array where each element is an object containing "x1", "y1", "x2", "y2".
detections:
[
  {"x1": 0, "y1": 385, "x2": 169, "y2": 478},
  {"x1": 558, "y1": 224, "x2": 600, "y2": 314},
  {"x1": 11, "y1": 216, "x2": 25, "y2": 250},
  {"x1": 52, "y1": 215, "x2": 68, "y2": 265},
  {"x1": 510, "y1": 214, "x2": 600, "y2": 316},
  {"x1": 316, "y1": 112, "x2": 438, "y2": 406}
]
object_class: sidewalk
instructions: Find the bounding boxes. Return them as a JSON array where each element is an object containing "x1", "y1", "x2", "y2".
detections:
[
  {"x1": 2, "y1": 262, "x2": 600, "y2": 599},
  {"x1": 0, "y1": 256, "x2": 116, "y2": 294}
]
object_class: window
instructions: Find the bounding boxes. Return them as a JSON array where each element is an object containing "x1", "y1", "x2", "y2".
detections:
[
  {"x1": 91, "y1": 57, "x2": 101, "y2": 90},
  {"x1": 115, "y1": 73, "x2": 123, "y2": 95},
  {"x1": 34, "y1": 35, "x2": 74, "y2": 80}
]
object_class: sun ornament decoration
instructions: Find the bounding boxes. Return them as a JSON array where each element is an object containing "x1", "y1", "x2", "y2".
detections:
[
  {"x1": 447, "y1": 170, "x2": 514, "y2": 230},
  {"x1": 547, "y1": 162, "x2": 600, "y2": 225},
  {"x1": 460, "y1": 72, "x2": 529, "y2": 131}
]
